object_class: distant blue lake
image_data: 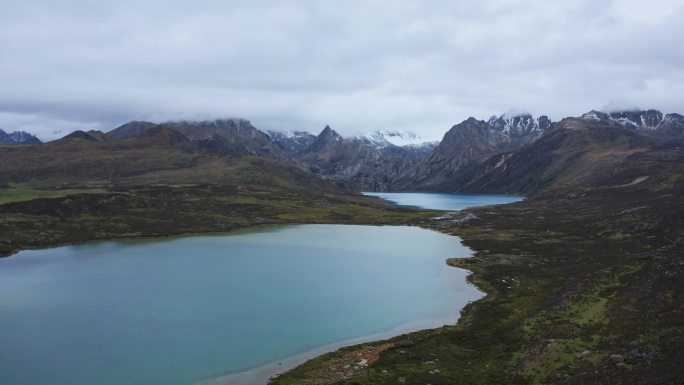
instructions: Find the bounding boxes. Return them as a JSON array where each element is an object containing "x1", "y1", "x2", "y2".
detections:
[
  {"x1": 363, "y1": 192, "x2": 523, "y2": 211},
  {"x1": 0, "y1": 224, "x2": 480, "y2": 385}
]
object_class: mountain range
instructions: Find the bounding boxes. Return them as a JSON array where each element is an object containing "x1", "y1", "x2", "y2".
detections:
[
  {"x1": 267, "y1": 126, "x2": 437, "y2": 190},
  {"x1": 2, "y1": 109, "x2": 683, "y2": 194}
]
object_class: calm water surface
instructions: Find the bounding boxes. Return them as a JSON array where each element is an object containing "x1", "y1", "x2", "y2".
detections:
[
  {"x1": 363, "y1": 192, "x2": 523, "y2": 210},
  {"x1": 0, "y1": 224, "x2": 480, "y2": 385}
]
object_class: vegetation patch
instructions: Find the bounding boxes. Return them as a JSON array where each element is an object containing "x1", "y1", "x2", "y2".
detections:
[{"x1": 0, "y1": 184, "x2": 107, "y2": 204}]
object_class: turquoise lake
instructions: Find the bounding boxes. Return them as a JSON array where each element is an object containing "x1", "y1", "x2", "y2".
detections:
[
  {"x1": 0, "y1": 193, "x2": 519, "y2": 385},
  {"x1": 363, "y1": 192, "x2": 523, "y2": 211}
]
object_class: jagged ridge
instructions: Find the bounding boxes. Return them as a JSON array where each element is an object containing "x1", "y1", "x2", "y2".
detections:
[{"x1": 0, "y1": 128, "x2": 42, "y2": 145}]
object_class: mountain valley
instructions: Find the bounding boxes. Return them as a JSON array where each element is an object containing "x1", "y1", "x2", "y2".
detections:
[{"x1": 1, "y1": 108, "x2": 683, "y2": 385}]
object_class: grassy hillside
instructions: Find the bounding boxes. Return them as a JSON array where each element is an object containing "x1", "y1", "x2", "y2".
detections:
[
  {"x1": 0, "y1": 132, "x2": 317, "y2": 189},
  {"x1": 271, "y1": 180, "x2": 684, "y2": 385},
  {"x1": 0, "y1": 184, "x2": 434, "y2": 257},
  {"x1": 0, "y1": 134, "x2": 433, "y2": 256}
]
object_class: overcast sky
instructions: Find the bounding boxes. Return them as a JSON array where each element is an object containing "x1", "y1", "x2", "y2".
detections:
[{"x1": 1, "y1": 0, "x2": 683, "y2": 141}]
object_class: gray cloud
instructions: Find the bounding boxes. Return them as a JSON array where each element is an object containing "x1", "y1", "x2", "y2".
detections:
[{"x1": 0, "y1": 0, "x2": 682, "y2": 141}]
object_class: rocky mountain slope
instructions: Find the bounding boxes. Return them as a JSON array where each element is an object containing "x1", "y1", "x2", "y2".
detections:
[
  {"x1": 396, "y1": 114, "x2": 552, "y2": 190},
  {"x1": 110, "y1": 119, "x2": 291, "y2": 162},
  {"x1": 267, "y1": 130, "x2": 317, "y2": 154},
  {"x1": 0, "y1": 124, "x2": 335, "y2": 192},
  {"x1": 486, "y1": 113, "x2": 553, "y2": 149},
  {"x1": 394, "y1": 109, "x2": 684, "y2": 193},
  {"x1": 108, "y1": 121, "x2": 437, "y2": 189},
  {"x1": 445, "y1": 114, "x2": 683, "y2": 194},
  {"x1": 290, "y1": 126, "x2": 436, "y2": 190}
]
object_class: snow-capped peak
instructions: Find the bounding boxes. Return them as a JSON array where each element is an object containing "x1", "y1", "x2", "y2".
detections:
[
  {"x1": 607, "y1": 110, "x2": 663, "y2": 130},
  {"x1": 266, "y1": 129, "x2": 315, "y2": 139},
  {"x1": 266, "y1": 129, "x2": 317, "y2": 153},
  {"x1": 9, "y1": 131, "x2": 34, "y2": 142},
  {"x1": 488, "y1": 113, "x2": 551, "y2": 136},
  {"x1": 580, "y1": 110, "x2": 608, "y2": 121},
  {"x1": 0, "y1": 128, "x2": 42, "y2": 144},
  {"x1": 579, "y1": 109, "x2": 667, "y2": 131},
  {"x1": 357, "y1": 130, "x2": 437, "y2": 148}
]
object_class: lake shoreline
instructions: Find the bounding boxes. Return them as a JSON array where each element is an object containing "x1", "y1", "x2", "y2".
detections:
[
  {"x1": 1, "y1": 221, "x2": 483, "y2": 385},
  {"x1": 3, "y1": 187, "x2": 681, "y2": 384},
  {"x1": 0, "y1": 219, "x2": 444, "y2": 259},
  {"x1": 273, "y1": 187, "x2": 684, "y2": 384},
  {"x1": 0, "y1": 191, "x2": 516, "y2": 385},
  {"x1": 0, "y1": 187, "x2": 437, "y2": 259},
  {"x1": 195, "y1": 312, "x2": 477, "y2": 385}
]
